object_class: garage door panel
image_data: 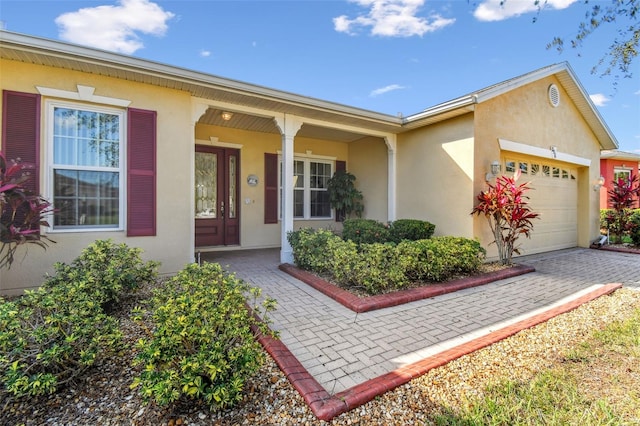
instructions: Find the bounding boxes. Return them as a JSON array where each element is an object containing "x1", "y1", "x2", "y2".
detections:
[{"x1": 505, "y1": 158, "x2": 578, "y2": 255}]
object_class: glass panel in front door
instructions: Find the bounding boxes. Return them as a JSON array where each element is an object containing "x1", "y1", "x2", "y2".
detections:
[
  {"x1": 228, "y1": 154, "x2": 237, "y2": 219},
  {"x1": 195, "y1": 151, "x2": 217, "y2": 218}
]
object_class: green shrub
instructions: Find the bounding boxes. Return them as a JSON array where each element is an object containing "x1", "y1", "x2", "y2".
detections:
[
  {"x1": 342, "y1": 219, "x2": 391, "y2": 244},
  {"x1": 287, "y1": 228, "x2": 339, "y2": 272},
  {"x1": 600, "y1": 209, "x2": 616, "y2": 231},
  {"x1": 0, "y1": 239, "x2": 158, "y2": 398},
  {"x1": 420, "y1": 237, "x2": 486, "y2": 281},
  {"x1": 629, "y1": 210, "x2": 640, "y2": 246},
  {"x1": 388, "y1": 219, "x2": 436, "y2": 243},
  {"x1": 131, "y1": 262, "x2": 276, "y2": 410},
  {"x1": 44, "y1": 239, "x2": 159, "y2": 308},
  {"x1": 325, "y1": 236, "x2": 359, "y2": 286},
  {"x1": 353, "y1": 243, "x2": 408, "y2": 293},
  {"x1": 0, "y1": 284, "x2": 123, "y2": 397}
]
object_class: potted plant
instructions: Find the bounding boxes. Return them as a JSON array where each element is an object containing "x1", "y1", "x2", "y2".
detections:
[{"x1": 327, "y1": 170, "x2": 364, "y2": 222}]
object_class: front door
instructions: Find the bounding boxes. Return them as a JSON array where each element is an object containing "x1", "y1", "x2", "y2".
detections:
[{"x1": 195, "y1": 145, "x2": 240, "y2": 247}]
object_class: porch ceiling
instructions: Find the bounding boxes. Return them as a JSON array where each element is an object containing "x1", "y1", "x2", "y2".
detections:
[{"x1": 199, "y1": 108, "x2": 372, "y2": 143}]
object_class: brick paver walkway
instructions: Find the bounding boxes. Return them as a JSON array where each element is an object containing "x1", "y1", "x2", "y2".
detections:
[{"x1": 202, "y1": 247, "x2": 640, "y2": 420}]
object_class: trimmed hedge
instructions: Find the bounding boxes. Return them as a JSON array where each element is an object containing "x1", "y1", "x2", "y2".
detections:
[
  {"x1": 341, "y1": 219, "x2": 391, "y2": 245},
  {"x1": 389, "y1": 219, "x2": 436, "y2": 243},
  {"x1": 289, "y1": 228, "x2": 485, "y2": 295},
  {"x1": 131, "y1": 262, "x2": 276, "y2": 410},
  {"x1": 341, "y1": 218, "x2": 436, "y2": 245}
]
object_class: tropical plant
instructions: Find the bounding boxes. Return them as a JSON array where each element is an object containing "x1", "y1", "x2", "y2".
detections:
[
  {"x1": 471, "y1": 170, "x2": 540, "y2": 265},
  {"x1": 628, "y1": 210, "x2": 640, "y2": 246},
  {"x1": 327, "y1": 170, "x2": 364, "y2": 221},
  {"x1": 0, "y1": 152, "x2": 54, "y2": 269},
  {"x1": 606, "y1": 173, "x2": 640, "y2": 243}
]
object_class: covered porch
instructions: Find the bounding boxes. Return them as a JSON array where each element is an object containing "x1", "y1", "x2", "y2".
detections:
[{"x1": 191, "y1": 99, "x2": 401, "y2": 263}]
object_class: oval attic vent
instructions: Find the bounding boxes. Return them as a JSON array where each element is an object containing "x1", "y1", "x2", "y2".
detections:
[{"x1": 548, "y1": 84, "x2": 560, "y2": 107}]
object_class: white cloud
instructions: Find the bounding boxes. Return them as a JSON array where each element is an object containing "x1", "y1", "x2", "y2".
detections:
[
  {"x1": 370, "y1": 84, "x2": 406, "y2": 97},
  {"x1": 334, "y1": 0, "x2": 455, "y2": 37},
  {"x1": 590, "y1": 93, "x2": 610, "y2": 107},
  {"x1": 55, "y1": 0, "x2": 175, "y2": 54},
  {"x1": 474, "y1": 0, "x2": 577, "y2": 22},
  {"x1": 200, "y1": 49, "x2": 211, "y2": 58},
  {"x1": 635, "y1": 89, "x2": 640, "y2": 95}
]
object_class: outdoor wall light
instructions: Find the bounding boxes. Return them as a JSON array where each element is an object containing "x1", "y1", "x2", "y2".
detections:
[
  {"x1": 594, "y1": 176, "x2": 605, "y2": 191},
  {"x1": 486, "y1": 160, "x2": 501, "y2": 181},
  {"x1": 221, "y1": 111, "x2": 233, "y2": 121}
]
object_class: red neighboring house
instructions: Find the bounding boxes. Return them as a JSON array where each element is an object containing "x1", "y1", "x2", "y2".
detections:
[{"x1": 600, "y1": 150, "x2": 640, "y2": 209}]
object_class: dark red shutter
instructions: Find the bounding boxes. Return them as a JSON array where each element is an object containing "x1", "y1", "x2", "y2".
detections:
[
  {"x1": 2, "y1": 91, "x2": 41, "y2": 194},
  {"x1": 2, "y1": 90, "x2": 41, "y2": 234},
  {"x1": 264, "y1": 153, "x2": 278, "y2": 224},
  {"x1": 335, "y1": 160, "x2": 346, "y2": 222},
  {"x1": 127, "y1": 108, "x2": 156, "y2": 236}
]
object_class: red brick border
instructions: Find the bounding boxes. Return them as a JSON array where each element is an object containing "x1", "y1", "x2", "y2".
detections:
[
  {"x1": 278, "y1": 263, "x2": 535, "y2": 312},
  {"x1": 595, "y1": 245, "x2": 640, "y2": 255},
  {"x1": 257, "y1": 283, "x2": 622, "y2": 421}
]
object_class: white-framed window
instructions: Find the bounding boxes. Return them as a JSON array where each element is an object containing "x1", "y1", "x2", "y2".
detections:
[
  {"x1": 613, "y1": 168, "x2": 631, "y2": 184},
  {"x1": 280, "y1": 157, "x2": 333, "y2": 220},
  {"x1": 46, "y1": 100, "x2": 125, "y2": 231}
]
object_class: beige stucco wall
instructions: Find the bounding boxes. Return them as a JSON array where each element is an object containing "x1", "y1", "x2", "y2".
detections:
[
  {"x1": 1, "y1": 60, "x2": 193, "y2": 294},
  {"x1": 396, "y1": 114, "x2": 475, "y2": 238},
  {"x1": 348, "y1": 136, "x2": 389, "y2": 222},
  {"x1": 473, "y1": 75, "x2": 602, "y2": 258},
  {"x1": 194, "y1": 123, "x2": 350, "y2": 249}
]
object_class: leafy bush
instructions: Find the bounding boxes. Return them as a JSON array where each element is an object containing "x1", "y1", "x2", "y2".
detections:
[
  {"x1": 600, "y1": 209, "x2": 616, "y2": 231},
  {"x1": 0, "y1": 239, "x2": 158, "y2": 398},
  {"x1": 342, "y1": 219, "x2": 391, "y2": 244},
  {"x1": 420, "y1": 236, "x2": 485, "y2": 281},
  {"x1": 629, "y1": 210, "x2": 640, "y2": 246},
  {"x1": 287, "y1": 228, "x2": 339, "y2": 272},
  {"x1": 388, "y1": 219, "x2": 435, "y2": 243},
  {"x1": 352, "y1": 243, "x2": 408, "y2": 293},
  {"x1": 131, "y1": 262, "x2": 276, "y2": 410},
  {"x1": 0, "y1": 284, "x2": 123, "y2": 397},
  {"x1": 289, "y1": 227, "x2": 485, "y2": 295},
  {"x1": 44, "y1": 239, "x2": 159, "y2": 308}
]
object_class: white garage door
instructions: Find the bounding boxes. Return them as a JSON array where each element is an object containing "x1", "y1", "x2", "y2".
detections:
[{"x1": 505, "y1": 158, "x2": 578, "y2": 255}]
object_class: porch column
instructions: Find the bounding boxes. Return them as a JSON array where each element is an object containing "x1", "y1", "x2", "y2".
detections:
[
  {"x1": 274, "y1": 115, "x2": 303, "y2": 264},
  {"x1": 385, "y1": 135, "x2": 397, "y2": 222},
  {"x1": 190, "y1": 102, "x2": 210, "y2": 263}
]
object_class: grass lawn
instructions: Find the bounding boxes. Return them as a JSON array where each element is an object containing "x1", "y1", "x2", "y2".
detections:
[{"x1": 433, "y1": 304, "x2": 640, "y2": 425}]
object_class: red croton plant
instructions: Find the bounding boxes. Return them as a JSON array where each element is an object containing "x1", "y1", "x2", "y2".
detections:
[
  {"x1": 471, "y1": 169, "x2": 540, "y2": 265},
  {"x1": 0, "y1": 152, "x2": 54, "y2": 269},
  {"x1": 606, "y1": 173, "x2": 640, "y2": 243}
]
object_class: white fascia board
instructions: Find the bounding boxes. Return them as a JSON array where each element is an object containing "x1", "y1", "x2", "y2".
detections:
[
  {"x1": 499, "y1": 138, "x2": 591, "y2": 166},
  {"x1": 1, "y1": 30, "x2": 399, "y2": 127},
  {"x1": 403, "y1": 95, "x2": 477, "y2": 123}
]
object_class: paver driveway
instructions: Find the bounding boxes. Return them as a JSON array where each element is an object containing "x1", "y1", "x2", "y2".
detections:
[{"x1": 203, "y1": 248, "x2": 639, "y2": 393}]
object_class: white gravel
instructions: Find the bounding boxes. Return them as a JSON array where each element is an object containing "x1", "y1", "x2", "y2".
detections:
[{"x1": 2, "y1": 284, "x2": 638, "y2": 425}]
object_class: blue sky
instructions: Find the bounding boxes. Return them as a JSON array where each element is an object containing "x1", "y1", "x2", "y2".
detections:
[{"x1": 1, "y1": 0, "x2": 638, "y2": 153}]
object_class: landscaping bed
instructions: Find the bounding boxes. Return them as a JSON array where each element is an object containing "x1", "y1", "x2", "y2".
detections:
[
  {"x1": 2, "y1": 281, "x2": 637, "y2": 425},
  {"x1": 279, "y1": 261, "x2": 535, "y2": 312}
]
